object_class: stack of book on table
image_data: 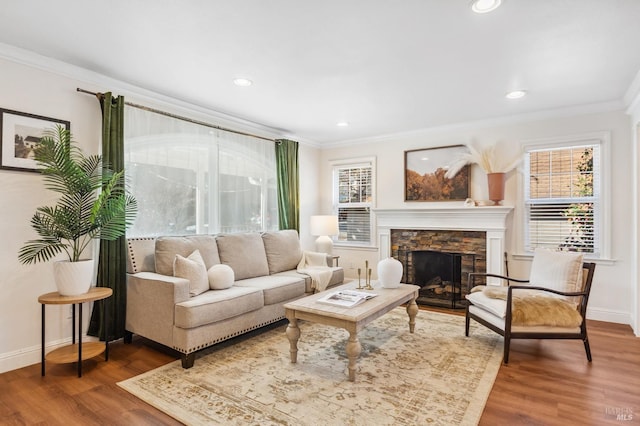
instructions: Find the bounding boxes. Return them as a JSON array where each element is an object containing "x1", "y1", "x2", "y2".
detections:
[{"x1": 317, "y1": 289, "x2": 378, "y2": 308}]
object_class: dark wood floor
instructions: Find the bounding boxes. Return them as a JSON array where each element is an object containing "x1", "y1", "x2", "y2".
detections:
[{"x1": 1, "y1": 313, "x2": 638, "y2": 425}]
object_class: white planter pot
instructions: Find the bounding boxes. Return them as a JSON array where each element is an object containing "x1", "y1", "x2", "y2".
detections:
[
  {"x1": 377, "y1": 257, "x2": 403, "y2": 289},
  {"x1": 53, "y1": 259, "x2": 94, "y2": 296}
]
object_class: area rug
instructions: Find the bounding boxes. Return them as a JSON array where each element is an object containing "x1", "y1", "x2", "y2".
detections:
[{"x1": 118, "y1": 308, "x2": 502, "y2": 425}]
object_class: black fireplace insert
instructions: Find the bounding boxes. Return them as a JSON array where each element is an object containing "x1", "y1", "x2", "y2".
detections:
[{"x1": 402, "y1": 250, "x2": 477, "y2": 309}]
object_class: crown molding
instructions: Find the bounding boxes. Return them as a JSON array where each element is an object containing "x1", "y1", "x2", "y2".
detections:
[
  {"x1": 322, "y1": 100, "x2": 625, "y2": 149},
  {"x1": 0, "y1": 42, "x2": 290, "y2": 142}
]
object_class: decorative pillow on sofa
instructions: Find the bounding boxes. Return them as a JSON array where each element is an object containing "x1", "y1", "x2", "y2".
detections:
[
  {"x1": 262, "y1": 230, "x2": 303, "y2": 274},
  {"x1": 208, "y1": 264, "x2": 235, "y2": 290},
  {"x1": 529, "y1": 248, "x2": 583, "y2": 300},
  {"x1": 174, "y1": 249, "x2": 209, "y2": 297}
]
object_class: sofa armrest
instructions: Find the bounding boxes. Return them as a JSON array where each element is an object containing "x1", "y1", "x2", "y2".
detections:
[{"x1": 125, "y1": 272, "x2": 190, "y2": 347}]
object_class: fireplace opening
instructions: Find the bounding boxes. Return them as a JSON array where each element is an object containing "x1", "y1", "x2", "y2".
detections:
[{"x1": 404, "y1": 250, "x2": 476, "y2": 309}]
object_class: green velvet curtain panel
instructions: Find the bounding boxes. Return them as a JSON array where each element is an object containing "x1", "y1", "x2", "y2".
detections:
[
  {"x1": 88, "y1": 92, "x2": 127, "y2": 341},
  {"x1": 275, "y1": 139, "x2": 300, "y2": 231}
]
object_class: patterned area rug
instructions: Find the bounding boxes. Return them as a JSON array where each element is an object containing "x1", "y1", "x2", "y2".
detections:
[{"x1": 118, "y1": 308, "x2": 502, "y2": 425}]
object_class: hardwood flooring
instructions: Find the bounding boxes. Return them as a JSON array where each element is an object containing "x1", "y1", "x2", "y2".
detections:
[{"x1": 1, "y1": 314, "x2": 638, "y2": 425}]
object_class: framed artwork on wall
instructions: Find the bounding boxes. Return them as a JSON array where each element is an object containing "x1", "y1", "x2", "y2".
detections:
[
  {"x1": 404, "y1": 144, "x2": 470, "y2": 201},
  {"x1": 0, "y1": 108, "x2": 70, "y2": 173}
]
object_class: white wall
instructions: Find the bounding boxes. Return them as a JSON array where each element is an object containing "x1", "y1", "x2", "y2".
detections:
[
  {"x1": 0, "y1": 57, "x2": 103, "y2": 373},
  {"x1": 320, "y1": 110, "x2": 634, "y2": 326},
  {"x1": 298, "y1": 143, "x2": 321, "y2": 251},
  {"x1": 627, "y1": 76, "x2": 640, "y2": 335}
]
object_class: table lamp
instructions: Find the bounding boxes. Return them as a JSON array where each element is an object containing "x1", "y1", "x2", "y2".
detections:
[{"x1": 310, "y1": 215, "x2": 339, "y2": 255}]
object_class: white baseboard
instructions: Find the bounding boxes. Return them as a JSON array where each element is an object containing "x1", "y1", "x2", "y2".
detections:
[
  {"x1": 587, "y1": 307, "x2": 633, "y2": 327},
  {"x1": 0, "y1": 335, "x2": 99, "y2": 374}
]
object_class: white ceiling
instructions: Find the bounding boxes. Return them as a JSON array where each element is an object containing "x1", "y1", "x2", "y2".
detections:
[{"x1": 1, "y1": 0, "x2": 640, "y2": 144}]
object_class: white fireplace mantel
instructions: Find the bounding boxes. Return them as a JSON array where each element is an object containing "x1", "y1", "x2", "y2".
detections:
[{"x1": 374, "y1": 206, "x2": 513, "y2": 284}]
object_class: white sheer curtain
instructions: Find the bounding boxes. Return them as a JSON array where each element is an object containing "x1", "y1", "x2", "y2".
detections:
[{"x1": 124, "y1": 106, "x2": 278, "y2": 237}]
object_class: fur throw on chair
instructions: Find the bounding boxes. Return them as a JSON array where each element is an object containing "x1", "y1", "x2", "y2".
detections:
[{"x1": 482, "y1": 286, "x2": 583, "y2": 327}]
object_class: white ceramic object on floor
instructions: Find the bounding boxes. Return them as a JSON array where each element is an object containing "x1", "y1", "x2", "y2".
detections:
[
  {"x1": 53, "y1": 259, "x2": 94, "y2": 296},
  {"x1": 377, "y1": 257, "x2": 403, "y2": 288}
]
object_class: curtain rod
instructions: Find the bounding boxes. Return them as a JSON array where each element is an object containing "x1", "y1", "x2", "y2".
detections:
[{"x1": 76, "y1": 88, "x2": 276, "y2": 142}]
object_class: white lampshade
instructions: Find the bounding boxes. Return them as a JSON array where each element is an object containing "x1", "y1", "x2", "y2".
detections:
[
  {"x1": 310, "y1": 215, "x2": 339, "y2": 236},
  {"x1": 310, "y1": 215, "x2": 339, "y2": 255}
]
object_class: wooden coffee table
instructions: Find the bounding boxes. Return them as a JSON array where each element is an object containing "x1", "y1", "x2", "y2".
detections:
[{"x1": 283, "y1": 282, "x2": 419, "y2": 381}]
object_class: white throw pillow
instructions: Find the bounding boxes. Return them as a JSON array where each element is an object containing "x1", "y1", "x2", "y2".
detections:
[
  {"x1": 529, "y1": 249, "x2": 583, "y2": 298},
  {"x1": 174, "y1": 249, "x2": 209, "y2": 297},
  {"x1": 208, "y1": 264, "x2": 235, "y2": 290}
]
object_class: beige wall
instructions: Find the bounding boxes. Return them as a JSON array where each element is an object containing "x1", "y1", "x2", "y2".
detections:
[{"x1": 320, "y1": 110, "x2": 634, "y2": 326}]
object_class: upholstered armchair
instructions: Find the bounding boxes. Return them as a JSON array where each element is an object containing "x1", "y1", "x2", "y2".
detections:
[{"x1": 464, "y1": 249, "x2": 596, "y2": 363}]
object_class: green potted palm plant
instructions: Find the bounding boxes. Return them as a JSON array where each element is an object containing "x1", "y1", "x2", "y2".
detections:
[{"x1": 18, "y1": 125, "x2": 137, "y2": 295}]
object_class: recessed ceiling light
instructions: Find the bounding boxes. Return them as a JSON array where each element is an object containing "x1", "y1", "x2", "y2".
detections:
[
  {"x1": 233, "y1": 78, "x2": 253, "y2": 87},
  {"x1": 471, "y1": 0, "x2": 502, "y2": 14},
  {"x1": 505, "y1": 89, "x2": 527, "y2": 99},
  {"x1": 336, "y1": 121, "x2": 349, "y2": 127}
]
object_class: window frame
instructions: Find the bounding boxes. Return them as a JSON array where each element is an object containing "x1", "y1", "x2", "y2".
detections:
[
  {"x1": 330, "y1": 156, "x2": 377, "y2": 248},
  {"x1": 517, "y1": 131, "x2": 611, "y2": 260}
]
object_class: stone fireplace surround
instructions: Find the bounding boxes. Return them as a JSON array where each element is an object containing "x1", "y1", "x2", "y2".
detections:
[{"x1": 374, "y1": 206, "x2": 513, "y2": 286}]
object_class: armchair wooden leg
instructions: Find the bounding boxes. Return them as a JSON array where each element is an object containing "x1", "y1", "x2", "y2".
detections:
[
  {"x1": 503, "y1": 337, "x2": 510, "y2": 364},
  {"x1": 464, "y1": 312, "x2": 470, "y2": 337},
  {"x1": 583, "y1": 337, "x2": 593, "y2": 362},
  {"x1": 123, "y1": 330, "x2": 133, "y2": 344}
]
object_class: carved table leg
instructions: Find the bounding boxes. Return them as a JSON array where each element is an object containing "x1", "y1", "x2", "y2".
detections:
[
  {"x1": 407, "y1": 298, "x2": 418, "y2": 333},
  {"x1": 286, "y1": 317, "x2": 300, "y2": 363},
  {"x1": 346, "y1": 331, "x2": 362, "y2": 382}
]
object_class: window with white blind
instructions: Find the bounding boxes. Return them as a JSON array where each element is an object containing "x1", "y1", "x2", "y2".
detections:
[
  {"x1": 524, "y1": 139, "x2": 604, "y2": 257},
  {"x1": 332, "y1": 158, "x2": 375, "y2": 246}
]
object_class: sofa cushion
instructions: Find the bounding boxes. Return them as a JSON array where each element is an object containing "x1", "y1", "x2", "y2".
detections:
[
  {"x1": 216, "y1": 233, "x2": 270, "y2": 280},
  {"x1": 174, "y1": 250, "x2": 209, "y2": 297},
  {"x1": 262, "y1": 230, "x2": 303, "y2": 274},
  {"x1": 234, "y1": 275, "x2": 306, "y2": 305},
  {"x1": 208, "y1": 264, "x2": 234, "y2": 290},
  {"x1": 155, "y1": 235, "x2": 220, "y2": 276},
  {"x1": 174, "y1": 286, "x2": 264, "y2": 329}
]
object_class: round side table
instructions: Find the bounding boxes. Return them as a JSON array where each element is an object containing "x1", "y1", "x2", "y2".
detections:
[{"x1": 38, "y1": 287, "x2": 112, "y2": 377}]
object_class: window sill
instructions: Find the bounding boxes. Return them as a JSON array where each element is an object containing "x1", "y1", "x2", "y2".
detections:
[{"x1": 333, "y1": 244, "x2": 379, "y2": 252}]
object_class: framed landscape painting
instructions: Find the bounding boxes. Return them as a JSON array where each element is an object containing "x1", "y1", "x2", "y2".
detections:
[
  {"x1": 0, "y1": 108, "x2": 70, "y2": 172},
  {"x1": 405, "y1": 145, "x2": 470, "y2": 201}
]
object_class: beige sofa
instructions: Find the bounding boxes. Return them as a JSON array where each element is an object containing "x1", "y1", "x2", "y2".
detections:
[{"x1": 124, "y1": 229, "x2": 344, "y2": 368}]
